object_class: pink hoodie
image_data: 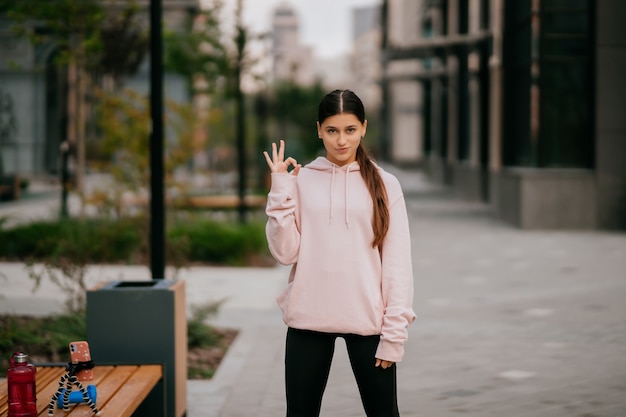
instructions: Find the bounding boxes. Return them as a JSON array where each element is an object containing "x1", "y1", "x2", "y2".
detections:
[{"x1": 265, "y1": 156, "x2": 416, "y2": 362}]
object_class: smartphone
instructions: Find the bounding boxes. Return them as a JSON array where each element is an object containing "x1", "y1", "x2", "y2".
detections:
[{"x1": 69, "y1": 341, "x2": 94, "y2": 381}]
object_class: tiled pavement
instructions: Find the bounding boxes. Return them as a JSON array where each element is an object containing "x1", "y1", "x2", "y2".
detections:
[{"x1": 1, "y1": 167, "x2": 625, "y2": 416}]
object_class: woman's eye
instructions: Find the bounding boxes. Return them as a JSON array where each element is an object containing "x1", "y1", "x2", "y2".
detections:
[{"x1": 347, "y1": 128, "x2": 356, "y2": 133}]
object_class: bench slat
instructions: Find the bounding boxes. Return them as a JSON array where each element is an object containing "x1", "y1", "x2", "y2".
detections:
[
  {"x1": 96, "y1": 365, "x2": 162, "y2": 417},
  {"x1": 62, "y1": 365, "x2": 139, "y2": 417}
]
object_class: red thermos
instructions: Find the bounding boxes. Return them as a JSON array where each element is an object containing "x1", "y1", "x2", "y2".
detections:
[{"x1": 7, "y1": 352, "x2": 37, "y2": 417}]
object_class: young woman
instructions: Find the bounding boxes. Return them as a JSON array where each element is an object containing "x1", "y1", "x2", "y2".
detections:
[{"x1": 263, "y1": 89, "x2": 416, "y2": 417}]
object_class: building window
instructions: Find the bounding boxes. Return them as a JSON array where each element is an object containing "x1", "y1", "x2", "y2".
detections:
[
  {"x1": 502, "y1": 0, "x2": 593, "y2": 168},
  {"x1": 503, "y1": 0, "x2": 532, "y2": 166},
  {"x1": 539, "y1": 0, "x2": 593, "y2": 168},
  {"x1": 480, "y1": 0, "x2": 490, "y2": 30}
]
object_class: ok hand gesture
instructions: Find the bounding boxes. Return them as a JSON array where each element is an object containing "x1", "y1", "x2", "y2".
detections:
[{"x1": 263, "y1": 140, "x2": 301, "y2": 176}]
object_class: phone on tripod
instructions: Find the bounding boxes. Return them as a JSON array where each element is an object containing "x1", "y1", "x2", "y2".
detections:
[{"x1": 69, "y1": 341, "x2": 94, "y2": 381}]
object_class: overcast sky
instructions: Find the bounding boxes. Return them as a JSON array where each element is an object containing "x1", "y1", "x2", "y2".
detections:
[{"x1": 208, "y1": 0, "x2": 381, "y2": 59}]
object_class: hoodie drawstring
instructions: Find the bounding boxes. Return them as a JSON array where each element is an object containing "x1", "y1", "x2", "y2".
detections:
[
  {"x1": 345, "y1": 164, "x2": 350, "y2": 228},
  {"x1": 329, "y1": 164, "x2": 336, "y2": 224},
  {"x1": 329, "y1": 163, "x2": 352, "y2": 228}
]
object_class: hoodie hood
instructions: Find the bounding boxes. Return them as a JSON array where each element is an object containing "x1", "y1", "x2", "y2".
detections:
[
  {"x1": 305, "y1": 156, "x2": 361, "y2": 172},
  {"x1": 305, "y1": 156, "x2": 384, "y2": 172}
]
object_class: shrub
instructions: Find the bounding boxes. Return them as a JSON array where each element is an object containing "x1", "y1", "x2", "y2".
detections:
[
  {"x1": 0, "y1": 218, "x2": 141, "y2": 263},
  {"x1": 0, "y1": 313, "x2": 87, "y2": 367},
  {"x1": 168, "y1": 219, "x2": 269, "y2": 266},
  {"x1": 0, "y1": 217, "x2": 271, "y2": 267}
]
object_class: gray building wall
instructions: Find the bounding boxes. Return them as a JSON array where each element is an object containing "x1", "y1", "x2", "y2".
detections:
[
  {"x1": 595, "y1": 0, "x2": 626, "y2": 229},
  {"x1": 382, "y1": 0, "x2": 626, "y2": 230},
  {"x1": 0, "y1": 28, "x2": 54, "y2": 176},
  {"x1": 0, "y1": 0, "x2": 197, "y2": 178},
  {"x1": 491, "y1": 0, "x2": 626, "y2": 230}
]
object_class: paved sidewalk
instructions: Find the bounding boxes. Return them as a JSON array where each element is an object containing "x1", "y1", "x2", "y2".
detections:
[
  {"x1": 211, "y1": 166, "x2": 626, "y2": 417},
  {"x1": 2, "y1": 167, "x2": 626, "y2": 416}
]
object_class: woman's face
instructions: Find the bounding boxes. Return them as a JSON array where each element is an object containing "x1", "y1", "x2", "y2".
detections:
[{"x1": 317, "y1": 113, "x2": 367, "y2": 166}]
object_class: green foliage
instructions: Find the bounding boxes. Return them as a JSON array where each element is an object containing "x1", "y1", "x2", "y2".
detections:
[
  {"x1": 0, "y1": 217, "x2": 270, "y2": 267},
  {"x1": 96, "y1": 2, "x2": 148, "y2": 81},
  {"x1": 271, "y1": 81, "x2": 327, "y2": 162},
  {"x1": 187, "y1": 301, "x2": 224, "y2": 349},
  {"x1": 169, "y1": 219, "x2": 269, "y2": 266},
  {"x1": 93, "y1": 89, "x2": 152, "y2": 193},
  {"x1": 164, "y1": 0, "x2": 230, "y2": 94},
  {"x1": 0, "y1": 0, "x2": 104, "y2": 65},
  {"x1": 90, "y1": 88, "x2": 201, "y2": 218},
  {"x1": 0, "y1": 312, "x2": 87, "y2": 369},
  {"x1": 0, "y1": 218, "x2": 141, "y2": 263},
  {"x1": 1, "y1": 0, "x2": 147, "y2": 80},
  {"x1": 27, "y1": 260, "x2": 90, "y2": 314}
]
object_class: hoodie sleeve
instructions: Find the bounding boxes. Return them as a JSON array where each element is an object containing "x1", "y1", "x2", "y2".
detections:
[
  {"x1": 265, "y1": 172, "x2": 300, "y2": 265},
  {"x1": 375, "y1": 186, "x2": 417, "y2": 363}
]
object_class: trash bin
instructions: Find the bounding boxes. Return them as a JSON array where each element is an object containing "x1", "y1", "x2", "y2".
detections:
[{"x1": 86, "y1": 280, "x2": 187, "y2": 417}]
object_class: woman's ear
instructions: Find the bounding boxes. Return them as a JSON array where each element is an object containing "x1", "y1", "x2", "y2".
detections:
[
  {"x1": 316, "y1": 121, "x2": 322, "y2": 138},
  {"x1": 362, "y1": 119, "x2": 368, "y2": 137}
]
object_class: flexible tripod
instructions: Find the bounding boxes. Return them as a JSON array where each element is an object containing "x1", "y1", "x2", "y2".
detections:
[{"x1": 47, "y1": 360, "x2": 101, "y2": 416}]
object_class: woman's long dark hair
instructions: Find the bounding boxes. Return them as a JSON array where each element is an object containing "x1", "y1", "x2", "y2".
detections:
[{"x1": 317, "y1": 89, "x2": 389, "y2": 248}]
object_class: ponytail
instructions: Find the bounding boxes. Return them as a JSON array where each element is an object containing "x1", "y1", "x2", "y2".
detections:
[{"x1": 356, "y1": 144, "x2": 389, "y2": 248}]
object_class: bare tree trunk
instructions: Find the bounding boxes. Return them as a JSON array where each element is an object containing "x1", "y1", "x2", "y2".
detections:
[
  {"x1": 66, "y1": 61, "x2": 77, "y2": 192},
  {"x1": 76, "y1": 65, "x2": 87, "y2": 217}
]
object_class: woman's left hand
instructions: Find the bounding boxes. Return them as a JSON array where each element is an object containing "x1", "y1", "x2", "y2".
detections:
[{"x1": 375, "y1": 358, "x2": 394, "y2": 369}]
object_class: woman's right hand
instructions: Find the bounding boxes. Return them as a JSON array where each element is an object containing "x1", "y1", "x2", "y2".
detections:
[{"x1": 263, "y1": 140, "x2": 301, "y2": 175}]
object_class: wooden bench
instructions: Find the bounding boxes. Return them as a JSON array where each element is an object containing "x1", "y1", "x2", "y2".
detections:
[
  {"x1": 183, "y1": 194, "x2": 267, "y2": 209},
  {"x1": 118, "y1": 194, "x2": 267, "y2": 210},
  {"x1": 0, "y1": 364, "x2": 162, "y2": 417}
]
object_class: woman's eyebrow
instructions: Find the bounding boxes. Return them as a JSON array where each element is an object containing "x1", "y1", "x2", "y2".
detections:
[{"x1": 325, "y1": 125, "x2": 357, "y2": 129}]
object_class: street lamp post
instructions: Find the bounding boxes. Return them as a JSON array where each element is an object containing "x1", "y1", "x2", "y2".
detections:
[{"x1": 150, "y1": 0, "x2": 165, "y2": 279}]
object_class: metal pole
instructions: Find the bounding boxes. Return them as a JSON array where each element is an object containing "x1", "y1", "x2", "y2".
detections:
[
  {"x1": 235, "y1": 0, "x2": 247, "y2": 223},
  {"x1": 150, "y1": 0, "x2": 165, "y2": 279}
]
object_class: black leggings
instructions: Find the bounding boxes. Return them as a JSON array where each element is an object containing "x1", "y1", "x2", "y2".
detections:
[{"x1": 285, "y1": 327, "x2": 400, "y2": 417}]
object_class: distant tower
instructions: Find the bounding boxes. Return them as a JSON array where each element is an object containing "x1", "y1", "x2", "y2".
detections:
[{"x1": 271, "y1": 2, "x2": 314, "y2": 85}]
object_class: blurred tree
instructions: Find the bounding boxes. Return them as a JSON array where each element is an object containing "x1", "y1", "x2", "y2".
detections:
[
  {"x1": 95, "y1": 2, "x2": 149, "y2": 90},
  {"x1": 0, "y1": 0, "x2": 104, "y2": 204},
  {"x1": 0, "y1": 0, "x2": 149, "y2": 214},
  {"x1": 164, "y1": 0, "x2": 229, "y2": 95},
  {"x1": 92, "y1": 88, "x2": 198, "y2": 218},
  {"x1": 271, "y1": 80, "x2": 326, "y2": 162}
]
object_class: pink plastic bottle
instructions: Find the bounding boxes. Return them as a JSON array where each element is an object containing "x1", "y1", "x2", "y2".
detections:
[{"x1": 7, "y1": 352, "x2": 37, "y2": 417}]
